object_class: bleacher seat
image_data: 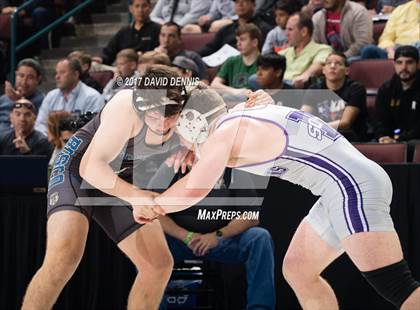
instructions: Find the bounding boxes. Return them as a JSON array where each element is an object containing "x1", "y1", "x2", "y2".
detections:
[
  {"x1": 353, "y1": 143, "x2": 407, "y2": 163},
  {"x1": 349, "y1": 60, "x2": 395, "y2": 94},
  {"x1": 366, "y1": 95, "x2": 376, "y2": 121},
  {"x1": 0, "y1": 14, "x2": 11, "y2": 40},
  {"x1": 89, "y1": 70, "x2": 114, "y2": 89},
  {"x1": 373, "y1": 22, "x2": 386, "y2": 43},
  {"x1": 413, "y1": 144, "x2": 420, "y2": 163},
  {"x1": 207, "y1": 67, "x2": 219, "y2": 82},
  {"x1": 181, "y1": 33, "x2": 215, "y2": 53}
]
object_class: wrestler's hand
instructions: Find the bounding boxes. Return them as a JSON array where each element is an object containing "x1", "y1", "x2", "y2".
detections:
[
  {"x1": 132, "y1": 204, "x2": 166, "y2": 224},
  {"x1": 245, "y1": 90, "x2": 275, "y2": 108},
  {"x1": 189, "y1": 233, "x2": 219, "y2": 256},
  {"x1": 165, "y1": 146, "x2": 195, "y2": 174},
  {"x1": 132, "y1": 191, "x2": 165, "y2": 224}
]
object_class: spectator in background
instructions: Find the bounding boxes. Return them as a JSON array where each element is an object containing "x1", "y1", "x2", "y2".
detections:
[
  {"x1": 0, "y1": 58, "x2": 44, "y2": 132},
  {"x1": 0, "y1": 0, "x2": 52, "y2": 53},
  {"x1": 172, "y1": 55, "x2": 200, "y2": 78},
  {"x1": 198, "y1": 0, "x2": 272, "y2": 57},
  {"x1": 154, "y1": 22, "x2": 209, "y2": 83},
  {"x1": 35, "y1": 57, "x2": 104, "y2": 136},
  {"x1": 47, "y1": 110, "x2": 72, "y2": 166},
  {"x1": 301, "y1": 51, "x2": 368, "y2": 141},
  {"x1": 183, "y1": 0, "x2": 237, "y2": 33},
  {"x1": 253, "y1": 53, "x2": 305, "y2": 108},
  {"x1": 159, "y1": 204, "x2": 276, "y2": 310},
  {"x1": 103, "y1": 49, "x2": 139, "y2": 102},
  {"x1": 375, "y1": 0, "x2": 410, "y2": 13},
  {"x1": 137, "y1": 50, "x2": 171, "y2": 75},
  {"x1": 312, "y1": 0, "x2": 373, "y2": 59},
  {"x1": 150, "y1": 0, "x2": 211, "y2": 32},
  {"x1": 301, "y1": 0, "x2": 325, "y2": 16},
  {"x1": 262, "y1": 0, "x2": 297, "y2": 54},
  {"x1": 374, "y1": 46, "x2": 420, "y2": 145},
  {"x1": 68, "y1": 51, "x2": 102, "y2": 93},
  {"x1": 211, "y1": 23, "x2": 261, "y2": 98},
  {"x1": 0, "y1": 98, "x2": 52, "y2": 156},
  {"x1": 97, "y1": 0, "x2": 160, "y2": 65},
  {"x1": 361, "y1": 0, "x2": 420, "y2": 59},
  {"x1": 280, "y1": 12, "x2": 332, "y2": 88}
]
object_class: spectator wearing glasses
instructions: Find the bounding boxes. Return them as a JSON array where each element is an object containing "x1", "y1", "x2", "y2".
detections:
[{"x1": 0, "y1": 98, "x2": 52, "y2": 156}]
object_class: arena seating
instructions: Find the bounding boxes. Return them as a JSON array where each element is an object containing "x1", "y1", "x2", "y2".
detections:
[
  {"x1": 413, "y1": 144, "x2": 420, "y2": 163},
  {"x1": 181, "y1": 33, "x2": 216, "y2": 53},
  {"x1": 349, "y1": 59, "x2": 395, "y2": 95},
  {"x1": 89, "y1": 70, "x2": 114, "y2": 89},
  {"x1": 373, "y1": 22, "x2": 386, "y2": 43},
  {"x1": 353, "y1": 142, "x2": 407, "y2": 163}
]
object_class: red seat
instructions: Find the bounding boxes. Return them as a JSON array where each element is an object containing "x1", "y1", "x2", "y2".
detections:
[
  {"x1": 207, "y1": 67, "x2": 219, "y2": 82},
  {"x1": 366, "y1": 95, "x2": 376, "y2": 121},
  {"x1": 373, "y1": 22, "x2": 386, "y2": 44},
  {"x1": 181, "y1": 33, "x2": 215, "y2": 53},
  {"x1": 89, "y1": 71, "x2": 114, "y2": 89},
  {"x1": 349, "y1": 60, "x2": 395, "y2": 94},
  {"x1": 0, "y1": 14, "x2": 11, "y2": 40},
  {"x1": 353, "y1": 143, "x2": 407, "y2": 163},
  {"x1": 413, "y1": 144, "x2": 420, "y2": 163}
]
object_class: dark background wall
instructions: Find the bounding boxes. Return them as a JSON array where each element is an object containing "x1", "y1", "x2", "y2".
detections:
[{"x1": 1, "y1": 164, "x2": 420, "y2": 309}]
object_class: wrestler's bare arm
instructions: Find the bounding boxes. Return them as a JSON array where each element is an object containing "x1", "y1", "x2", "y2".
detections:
[
  {"x1": 154, "y1": 123, "x2": 237, "y2": 213},
  {"x1": 79, "y1": 89, "x2": 153, "y2": 205}
]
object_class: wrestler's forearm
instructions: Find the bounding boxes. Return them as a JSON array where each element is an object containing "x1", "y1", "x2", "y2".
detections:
[
  {"x1": 154, "y1": 175, "x2": 212, "y2": 213},
  {"x1": 80, "y1": 161, "x2": 150, "y2": 205}
]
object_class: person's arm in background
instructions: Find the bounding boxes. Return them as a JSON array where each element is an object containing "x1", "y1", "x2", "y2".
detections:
[
  {"x1": 293, "y1": 45, "x2": 332, "y2": 89},
  {"x1": 190, "y1": 218, "x2": 259, "y2": 256},
  {"x1": 330, "y1": 83, "x2": 366, "y2": 130},
  {"x1": 150, "y1": 0, "x2": 165, "y2": 24},
  {"x1": 101, "y1": 30, "x2": 124, "y2": 65},
  {"x1": 262, "y1": 29, "x2": 277, "y2": 54},
  {"x1": 198, "y1": 26, "x2": 228, "y2": 57},
  {"x1": 178, "y1": 0, "x2": 211, "y2": 27},
  {"x1": 344, "y1": 9, "x2": 373, "y2": 58},
  {"x1": 377, "y1": 7, "x2": 399, "y2": 58},
  {"x1": 34, "y1": 93, "x2": 51, "y2": 136},
  {"x1": 374, "y1": 84, "x2": 395, "y2": 142}
]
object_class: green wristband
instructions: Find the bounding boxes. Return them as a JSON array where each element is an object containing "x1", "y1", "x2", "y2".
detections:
[{"x1": 183, "y1": 231, "x2": 193, "y2": 245}]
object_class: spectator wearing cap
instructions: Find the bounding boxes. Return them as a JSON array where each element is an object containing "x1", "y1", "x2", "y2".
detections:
[
  {"x1": 211, "y1": 23, "x2": 261, "y2": 98},
  {"x1": 96, "y1": 0, "x2": 161, "y2": 65},
  {"x1": 198, "y1": 0, "x2": 272, "y2": 57},
  {"x1": 0, "y1": 58, "x2": 44, "y2": 132},
  {"x1": 262, "y1": 0, "x2": 297, "y2": 54},
  {"x1": 361, "y1": 0, "x2": 420, "y2": 59},
  {"x1": 312, "y1": 0, "x2": 373, "y2": 59},
  {"x1": 0, "y1": 98, "x2": 52, "y2": 156},
  {"x1": 374, "y1": 45, "x2": 420, "y2": 147},
  {"x1": 35, "y1": 57, "x2": 104, "y2": 136},
  {"x1": 154, "y1": 22, "x2": 209, "y2": 83},
  {"x1": 172, "y1": 56, "x2": 199, "y2": 78}
]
